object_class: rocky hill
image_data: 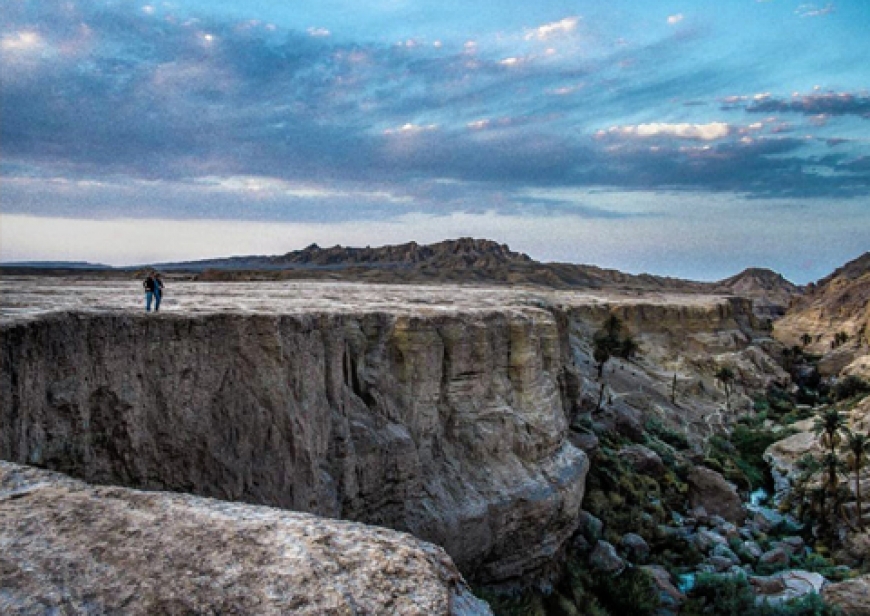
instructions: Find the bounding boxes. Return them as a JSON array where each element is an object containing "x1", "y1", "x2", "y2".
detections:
[
  {"x1": 163, "y1": 237, "x2": 715, "y2": 292},
  {"x1": 713, "y1": 268, "x2": 802, "y2": 318},
  {"x1": 775, "y1": 251, "x2": 870, "y2": 376}
]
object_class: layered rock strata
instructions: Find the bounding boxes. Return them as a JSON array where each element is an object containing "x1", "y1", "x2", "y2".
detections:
[
  {"x1": 0, "y1": 460, "x2": 491, "y2": 616},
  {"x1": 0, "y1": 309, "x2": 588, "y2": 584}
]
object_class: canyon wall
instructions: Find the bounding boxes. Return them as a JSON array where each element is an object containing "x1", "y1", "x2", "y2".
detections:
[
  {"x1": 0, "y1": 309, "x2": 587, "y2": 585},
  {"x1": 0, "y1": 285, "x2": 769, "y2": 585}
]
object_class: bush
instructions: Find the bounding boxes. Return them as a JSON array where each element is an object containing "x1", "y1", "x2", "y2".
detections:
[
  {"x1": 682, "y1": 573, "x2": 842, "y2": 616},
  {"x1": 831, "y1": 376, "x2": 870, "y2": 401},
  {"x1": 645, "y1": 418, "x2": 690, "y2": 450}
]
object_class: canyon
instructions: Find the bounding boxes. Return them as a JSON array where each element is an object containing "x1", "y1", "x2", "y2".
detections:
[{"x1": 2, "y1": 246, "x2": 868, "y2": 614}]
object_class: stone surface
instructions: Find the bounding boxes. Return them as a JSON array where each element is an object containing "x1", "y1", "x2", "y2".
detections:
[
  {"x1": 0, "y1": 308, "x2": 588, "y2": 584},
  {"x1": 750, "y1": 570, "x2": 826, "y2": 605},
  {"x1": 758, "y1": 547, "x2": 790, "y2": 567},
  {"x1": 641, "y1": 565, "x2": 685, "y2": 611},
  {"x1": 619, "y1": 444, "x2": 666, "y2": 478},
  {"x1": 0, "y1": 461, "x2": 491, "y2": 616},
  {"x1": 577, "y1": 511, "x2": 605, "y2": 543},
  {"x1": 765, "y1": 432, "x2": 821, "y2": 503},
  {"x1": 589, "y1": 541, "x2": 625, "y2": 575},
  {"x1": 686, "y1": 467, "x2": 745, "y2": 525},
  {"x1": 621, "y1": 532, "x2": 650, "y2": 562},
  {"x1": 823, "y1": 574, "x2": 870, "y2": 615}
]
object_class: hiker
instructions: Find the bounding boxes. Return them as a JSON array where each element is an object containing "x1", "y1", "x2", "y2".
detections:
[
  {"x1": 154, "y1": 273, "x2": 165, "y2": 312},
  {"x1": 143, "y1": 271, "x2": 156, "y2": 312}
]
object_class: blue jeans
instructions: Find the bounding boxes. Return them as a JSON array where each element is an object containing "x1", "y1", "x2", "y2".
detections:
[
  {"x1": 154, "y1": 288, "x2": 162, "y2": 311},
  {"x1": 146, "y1": 291, "x2": 154, "y2": 311}
]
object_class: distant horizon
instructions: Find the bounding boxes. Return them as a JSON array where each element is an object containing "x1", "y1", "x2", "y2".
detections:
[
  {"x1": 2, "y1": 1, "x2": 868, "y2": 285},
  {"x1": 2, "y1": 233, "x2": 865, "y2": 285}
]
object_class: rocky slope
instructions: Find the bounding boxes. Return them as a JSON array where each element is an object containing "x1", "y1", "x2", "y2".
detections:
[
  {"x1": 713, "y1": 267, "x2": 802, "y2": 318},
  {"x1": 775, "y1": 252, "x2": 870, "y2": 376},
  {"x1": 0, "y1": 460, "x2": 491, "y2": 615}
]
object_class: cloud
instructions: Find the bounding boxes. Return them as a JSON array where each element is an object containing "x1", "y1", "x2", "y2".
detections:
[
  {"x1": 746, "y1": 91, "x2": 870, "y2": 118},
  {"x1": 597, "y1": 122, "x2": 732, "y2": 141},
  {"x1": 524, "y1": 17, "x2": 580, "y2": 41},
  {"x1": 307, "y1": 27, "x2": 331, "y2": 37},
  {"x1": 667, "y1": 14, "x2": 685, "y2": 25},
  {"x1": 796, "y1": 3, "x2": 835, "y2": 17}
]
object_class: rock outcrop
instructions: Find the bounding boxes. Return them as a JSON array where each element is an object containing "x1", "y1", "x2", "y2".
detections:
[
  {"x1": 774, "y1": 251, "x2": 870, "y2": 362},
  {"x1": 686, "y1": 467, "x2": 745, "y2": 525},
  {"x1": 823, "y1": 574, "x2": 870, "y2": 615},
  {"x1": 0, "y1": 309, "x2": 588, "y2": 585},
  {"x1": 0, "y1": 460, "x2": 491, "y2": 616}
]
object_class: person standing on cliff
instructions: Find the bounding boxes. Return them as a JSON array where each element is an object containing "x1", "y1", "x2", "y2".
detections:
[
  {"x1": 143, "y1": 271, "x2": 156, "y2": 312},
  {"x1": 154, "y1": 273, "x2": 165, "y2": 312}
]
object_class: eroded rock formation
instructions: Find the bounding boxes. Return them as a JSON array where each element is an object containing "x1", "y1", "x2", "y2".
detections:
[
  {"x1": 0, "y1": 308, "x2": 588, "y2": 584},
  {"x1": 0, "y1": 460, "x2": 491, "y2": 616}
]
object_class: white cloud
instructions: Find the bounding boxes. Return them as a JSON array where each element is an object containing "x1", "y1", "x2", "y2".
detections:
[
  {"x1": 383, "y1": 123, "x2": 438, "y2": 135},
  {"x1": 524, "y1": 17, "x2": 580, "y2": 41},
  {"x1": 499, "y1": 57, "x2": 522, "y2": 67},
  {"x1": 307, "y1": 27, "x2": 331, "y2": 37},
  {"x1": 667, "y1": 14, "x2": 684, "y2": 25},
  {"x1": 599, "y1": 122, "x2": 732, "y2": 141},
  {"x1": 796, "y1": 3, "x2": 835, "y2": 17},
  {"x1": 1, "y1": 30, "x2": 43, "y2": 52}
]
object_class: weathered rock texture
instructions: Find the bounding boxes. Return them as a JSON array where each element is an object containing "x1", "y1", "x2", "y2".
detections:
[
  {"x1": 0, "y1": 309, "x2": 588, "y2": 584},
  {"x1": 774, "y1": 251, "x2": 870, "y2": 373},
  {"x1": 822, "y1": 574, "x2": 870, "y2": 616},
  {"x1": 0, "y1": 460, "x2": 491, "y2": 616},
  {"x1": 686, "y1": 467, "x2": 745, "y2": 525}
]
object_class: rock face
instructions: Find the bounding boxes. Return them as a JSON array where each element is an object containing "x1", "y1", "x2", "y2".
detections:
[
  {"x1": 823, "y1": 574, "x2": 870, "y2": 615},
  {"x1": 0, "y1": 460, "x2": 491, "y2": 616},
  {"x1": 774, "y1": 251, "x2": 870, "y2": 366},
  {"x1": 686, "y1": 467, "x2": 745, "y2": 525},
  {"x1": 0, "y1": 309, "x2": 588, "y2": 584}
]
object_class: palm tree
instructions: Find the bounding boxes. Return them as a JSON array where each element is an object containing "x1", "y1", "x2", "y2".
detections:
[
  {"x1": 813, "y1": 408, "x2": 847, "y2": 543},
  {"x1": 813, "y1": 408, "x2": 846, "y2": 455},
  {"x1": 845, "y1": 430, "x2": 870, "y2": 530},
  {"x1": 619, "y1": 334, "x2": 640, "y2": 361},
  {"x1": 715, "y1": 366, "x2": 735, "y2": 413}
]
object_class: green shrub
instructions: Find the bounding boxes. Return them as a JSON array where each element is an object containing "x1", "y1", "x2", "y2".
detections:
[
  {"x1": 682, "y1": 573, "x2": 842, "y2": 616},
  {"x1": 831, "y1": 376, "x2": 870, "y2": 401}
]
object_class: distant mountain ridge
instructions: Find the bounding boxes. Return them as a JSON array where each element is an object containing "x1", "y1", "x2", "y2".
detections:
[
  {"x1": 713, "y1": 268, "x2": 803, "y2": 317},
  {"x1": 1, "y1": 239, "x2": 806, "y2": 312}
]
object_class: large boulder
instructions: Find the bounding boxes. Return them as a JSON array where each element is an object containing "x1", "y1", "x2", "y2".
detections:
[
  {"x1": 750, "y1": 570, "x2": 826, "y2": 605},
  {"x1": 620, "y1": 444, "x2": 666, "y2": 478},
  {"x1": 686, "y1": 467, "x2": 745, "y2": 525},
  {"x1": 765, "y1": 432, "x2": 820, "y2": 503},
  {"x1": 823, "y1": 574, "x2": 870, "y2": 615},
  {"x1": 0, "y1": 461, "x2": 492, "y2": 616},
  {"x1": 589, "y1": 541, "x2": 625, "y2": 575}
]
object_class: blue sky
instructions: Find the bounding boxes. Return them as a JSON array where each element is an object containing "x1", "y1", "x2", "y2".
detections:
[{"x1": 1, "y1": 0, "x2": 868, "y2": 281}]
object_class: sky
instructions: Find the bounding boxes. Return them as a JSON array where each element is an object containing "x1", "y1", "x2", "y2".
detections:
[{"x1": 1, "y1": 0, "x2": 869, "y2": 282}]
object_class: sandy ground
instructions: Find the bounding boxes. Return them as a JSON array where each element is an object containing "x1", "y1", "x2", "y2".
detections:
[{"x1": 0, "y1": 275, "x2": 731, "y2": 322}]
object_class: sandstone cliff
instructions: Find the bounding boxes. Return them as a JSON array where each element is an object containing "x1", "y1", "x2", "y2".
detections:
[
  {"x1": 0, "y1": 308, "x2": 588, "y2": 585},
  {"x1": 0, "y1": 460, "x2": 491, "y2": 615},
  {"x1": 0, "y1": 277, "x2": 785, "y2": 588},
  {"x1": 775, "y1": 252, "x2": 870, "y2": 375}
]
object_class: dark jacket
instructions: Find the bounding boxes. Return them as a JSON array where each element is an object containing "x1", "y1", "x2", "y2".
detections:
[{"x1": 143, "y1": 277, "x2": 155, "y2": 291}]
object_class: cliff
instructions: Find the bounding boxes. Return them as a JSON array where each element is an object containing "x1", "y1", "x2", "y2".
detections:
[
  {"x1": 0, "y1": 460, "x2": 491, "y2": 615},
  {"x1": 0, "y1": 307, "x2": 587, "y2": 585},
  {"x1": 0, "y1": 277, "x2": 781, "y2": 588},
  {"x1": 774, "y1": 251, "x2": 870, "y2": 376}
]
